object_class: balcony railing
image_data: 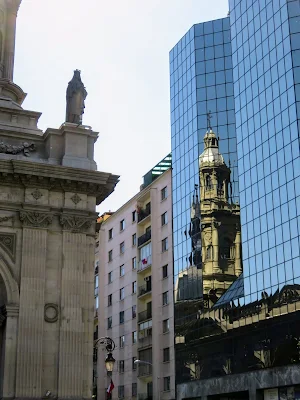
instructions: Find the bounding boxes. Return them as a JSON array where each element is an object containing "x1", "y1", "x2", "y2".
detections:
[
  {"x1": 138, "y1": 230, "x2": 151, "y2": 247},
  {"x1": 137, "y1": 206, "x2": 151, "y2": 223},
  {"x1": 138, "y1": 255, "x2": 152, "y2": 272},
  {"x1": 138, "y1": 282, "x2": 152, "y2": 297},
  {"x1": 138, "y1": 364, "x2": 152, "y2": 377},
  {"x1": 138, "y1": 309, "x2": 152, "y2": 323},
  {"x1": 138, "y1": 332, "x2": 152, "y2": 348}
]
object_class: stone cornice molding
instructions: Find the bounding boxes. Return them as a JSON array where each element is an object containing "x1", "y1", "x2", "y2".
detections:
[
  {"x1": 19, "y1": 210, "x2": 53, "y2": 228},
  {"x1": 59, "y1": 214, "x2": 94, "y2": 233},
  {"x1": 0, "y1": 159, "x2": 119, "y2": 205}
]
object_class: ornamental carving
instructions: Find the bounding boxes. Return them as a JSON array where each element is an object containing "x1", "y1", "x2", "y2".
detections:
[
  {"x1": 0, "y1": 215, "x2": 14, "y2": 224},
  {"x1": 31, "y1": 189, "x2": 43, "y2": 200},
  {"x1": 0, "y1": 141, "x2": 35, "y2": 157},
  {"x1": 44, "y1": 303, "x2": 59, "y2": 323},
  {"x1": 71, "y1": 193, "x2": 81, "y2": 204},
  {"x1": 20, "y1": 211, "x2": 53, "y2": 228},
  {"x1": 0, "y1": 233, "x2": 16, "y2": 261},
  {"x1": 60, "y1": 215, "x2": 93, "y2": 233}
]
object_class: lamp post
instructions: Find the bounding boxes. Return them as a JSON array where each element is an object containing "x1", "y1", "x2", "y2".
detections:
[
  {"x1": 134, "y1": 360, "x2": 160, "y2": 400},
  {"x1": 94, "y1": 336, "x2": 116, "y2": 373},
  {"x1": 94, "y1": 337, "x2": 116, "y2": 400}
]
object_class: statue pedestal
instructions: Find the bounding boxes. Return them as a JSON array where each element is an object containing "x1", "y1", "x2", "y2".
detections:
[{"x1": 45, "y1": 123, "x2": 98, "y2": 171}]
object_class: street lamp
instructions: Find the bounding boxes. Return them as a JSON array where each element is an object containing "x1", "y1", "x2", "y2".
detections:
[
  {"x1": 94, "y1": 336, "x2": 116, "y2": 373},
  {"x1": 134, "y1": 360, "x2": 160, "y2": 400}
]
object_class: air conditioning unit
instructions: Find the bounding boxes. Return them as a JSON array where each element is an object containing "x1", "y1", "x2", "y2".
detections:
[{"x1": 144, "y1": 276, "x2": 150, "y2": 282}]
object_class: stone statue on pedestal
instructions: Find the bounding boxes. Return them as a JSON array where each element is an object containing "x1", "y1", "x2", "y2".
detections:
[{"x1": 66, "y1": 70, "x2": 87, "y2": 125}]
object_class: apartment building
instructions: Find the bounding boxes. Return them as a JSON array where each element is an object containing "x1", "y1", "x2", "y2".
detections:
[{"x1": 96, "y1": 156, "x2": 175, "y2": 400}]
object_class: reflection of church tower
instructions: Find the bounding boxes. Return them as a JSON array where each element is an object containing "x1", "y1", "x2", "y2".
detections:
[{"x1": 199, "y1": 128, "x2": 242, "y2": 297}]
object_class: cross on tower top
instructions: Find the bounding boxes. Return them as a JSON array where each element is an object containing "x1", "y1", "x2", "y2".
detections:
[{"x1": 207, "y1": 110, "x2": 213, "y2": 131}]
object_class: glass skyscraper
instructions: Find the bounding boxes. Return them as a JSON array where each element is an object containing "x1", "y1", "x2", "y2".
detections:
[{"x1": 171, "y1": 2, "x2": 300, "y2": 399}]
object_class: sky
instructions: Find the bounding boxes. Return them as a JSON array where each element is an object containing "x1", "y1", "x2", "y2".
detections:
[{"x1": 15, "y1": 0, "x2": 228, "y2": 214}]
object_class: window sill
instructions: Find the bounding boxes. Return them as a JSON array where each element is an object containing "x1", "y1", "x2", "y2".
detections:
[{"x1": 163, "y1": 303, "x2": 169, "y2": 307}]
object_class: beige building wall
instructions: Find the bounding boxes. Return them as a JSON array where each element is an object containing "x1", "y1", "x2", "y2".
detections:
[{"x1": 97, "y1": 169, "x2": 175, "y2": 400}]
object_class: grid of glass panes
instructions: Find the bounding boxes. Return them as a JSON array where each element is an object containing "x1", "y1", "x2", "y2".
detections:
[
  {"x1": 229, "y1": 0, "x2": 300, "y2": 303},
  {"x1": 170, "y1": 17, "x2": 241, "y2": 383}
]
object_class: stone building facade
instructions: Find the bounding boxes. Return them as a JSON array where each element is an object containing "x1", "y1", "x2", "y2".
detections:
[{"x1": 0, "y1": 1, "x2": 119, "y2": 399}]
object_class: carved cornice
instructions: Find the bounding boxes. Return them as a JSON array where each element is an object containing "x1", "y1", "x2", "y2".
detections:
[
  {"x1": 19, "y1": 211, "x2": 53, "y2": 228},
  {"x1": 0, "y1": 160, "x2": 119, "y2": 205},
  {"x1": 60, "y1": 215, "x2": 94, "y2": 233}
]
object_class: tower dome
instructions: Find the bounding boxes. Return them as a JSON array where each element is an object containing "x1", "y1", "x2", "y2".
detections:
[{"x1": 199, "y1": 129, "x2": 224, "y2": 166}]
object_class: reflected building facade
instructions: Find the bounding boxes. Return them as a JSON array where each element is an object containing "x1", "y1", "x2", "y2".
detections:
[{"x1": 171, "y1": 3, "x2": 300, "y2": 399}]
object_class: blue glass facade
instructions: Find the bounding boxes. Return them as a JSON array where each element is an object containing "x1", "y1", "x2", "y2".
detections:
[
  {"x1": 229, "y1": 0, "x2": 300, "y2": 303},
  {"x1": 171, "y1": 1, "x2": 300, "y2": 392}
]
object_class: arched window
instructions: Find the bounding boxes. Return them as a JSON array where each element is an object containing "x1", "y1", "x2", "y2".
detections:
[
  {"x1": 205, "y1": 175, "x2": 212, "y2": 190},
  {"x1": 206, "y1": 245, "x2": 213, "y2": 260},
  {"x1": 220, "y1": 238, "x2": 233, "y2": 259}
]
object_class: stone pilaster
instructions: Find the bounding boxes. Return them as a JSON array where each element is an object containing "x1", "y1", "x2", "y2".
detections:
[
  {"x1": 16, "y1": 214, "x2": 50, "y2": 398},
  {"x1": 82, "y1": 235, "x2": 95, "y2": 399},
  {"x1": 2, "y1": 304, "x2": 19, "y2": 399},
  {"x1": 58, "y1": 231, "x2": 87, "y2": 399}
]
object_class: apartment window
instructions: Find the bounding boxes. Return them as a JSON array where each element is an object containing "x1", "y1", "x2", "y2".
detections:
[
  {"x1": 132, "y1": 257, "x2": 137, "y2": 270},
  {"x1": 95, "y1": 261, "x2": 99, "y2": 274},
  {"x1": 161, "y1": 186, "x2": 168, "y2": 200},
  {"x1": 119, "y1": 311, "x2": 124, "y2": 324},
  {"x1": 120, "y1": 219, "x2": 125, "y2": 231},
  {"x1": 132, "y1": 305, "x2": 136, "y2": 319},
  {"x1": 132, "y1": 210, "x2": 136, "y2": 222},
  {"x1": 108, "y1": 271, "x2": 112, "y2": 284},
  {"x1": 120, "y1": 287, "x2": 125, "y2": 300},
  {"x1": 132, "y1": 382, "x2": 137, "y2": 396},
  {"x1": 120, "y1": 241, "x2": 125, "y2": 254},
  {"x1": 132, "y1": 331, "x2": 137, "y2": 344},
  {"x1": 95, "y1": 295, "x2": 99, "y2": 310},
  {"x1": 132, "y1": 281, "x2": 137, "y2": 294},
  {"x1": 107, "y1": 316, "x2": 112, "y2": 329},
  {"x1": 132, "y1": 233, "x2": 136, "y2": 246},
  {"x1": 108, "y1": 228, "x2": 113, "y2": 240},
  {"x1": 119, "y1": 335, "x2": 125, "y2": 348},
  {"x1": 164, "y1": 377, "x2": 170, "y2": 391},
  {"x1": 162, "y1": 264, "x2": 168, "y2": 279},
  {"x1": 132, "y1": 357, "x2": 137, "y2": 370},
  {"x1": 163, "y1": 319, "x2": 170, "y2": 333},
  {"x1": 161, "y1": 211, "x2": 168, "y2": 226},
  {"x1": 108, "y1": 250, "x2": 113, "y2": 262},
  {"x1": 120, "y1": 264, "x2": 125, "y2": 277},
  {"x1": 162, "y1": 237, "x2": 168, "y2": 252},
  {"x1": 163, "y1": 347, "x2": 170, "y2": 362},
  {"x1": 118, "y1": 385, "x2": 124, "y2": 398},
  {"x1": 94, "y1": 275, "x2": 99, "y2": 295},
  {"x1": 163, "y1": 291, "x2": 169, "y2": 306},
  {"x1": 119, "y1": 360, "x2": 124, "y2": 373},
  {"x1": 108, "y1": 294, "x2": 112, "y2": 307}
]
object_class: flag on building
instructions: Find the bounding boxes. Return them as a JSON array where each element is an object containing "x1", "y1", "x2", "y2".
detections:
[{"x1": 107, "y1": 380, "x2": 114, "y2": 394}]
